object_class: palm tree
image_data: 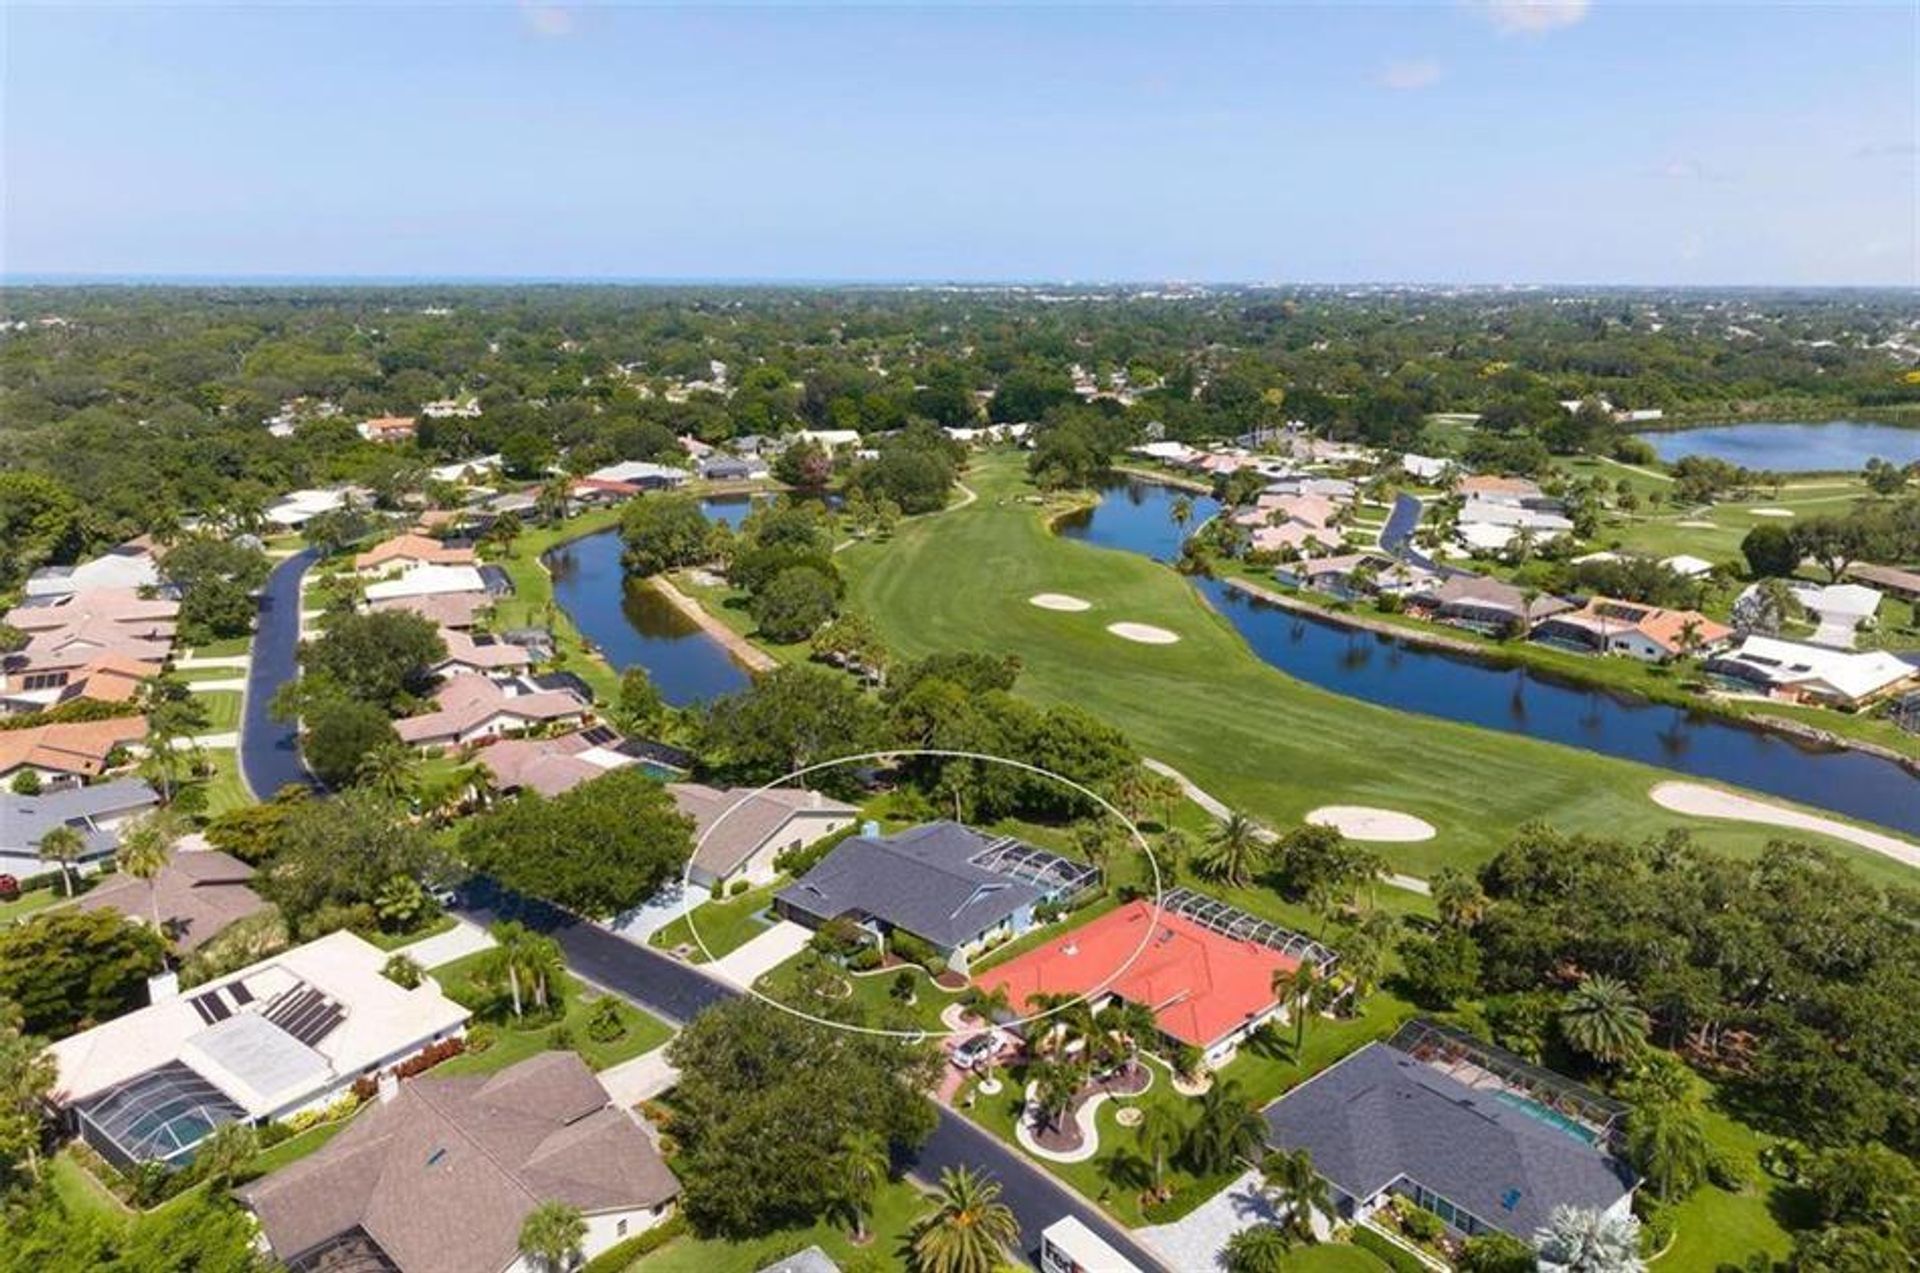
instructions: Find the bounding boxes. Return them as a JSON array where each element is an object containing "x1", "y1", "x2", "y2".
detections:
[
  {"x1": 116, "y1": 810, "x2": 179, "y2": 935},
  {"x1": 1261, "y1": 1147, "x2": 1331, "y2": 1244},
  {"x1": 1186, "y1": 1081, "x2": 1267, "y2": 1175},
  {"x1": 1136, "y1": 1112, "x2": 1181, "y2": 1201},
  {"x1": 517, "y1": 1200, "x2": 587, "y2": 1273},
  {"x1": 1430, "y1": 866, "x2": 1488, "y2": 930},
  {"x1": 38, "y1": 825, "x2": 85, "y2": 898},
  {"x1": 0, "y1": 1023, "x2": 58, "y2": 1181},
  {"x1": 1623, "y1": 1056, "x2": 1711, "y2": 1200},
  {"x1": 1560, "y1": 976, "x2": 1650, "y2": 1067},
  {"x1": 1157, "y1": 827, "x2": 1190, "y2": 886},
  {"x1": 1275, "y1": 961, "x2": 1322, "y2": 1054},
  {"x1": 536, "y1": 475, "x2": 572, "y2": 525},
  {"x1": 355, "y1": 740, "x2": 418, "y2": 803},
  {"x1": 1196, "y1": 811, "x2": 1267, "y2": 888},
  {"x1": 913, "y1": 1166, "x2": 1021, "y2": 1273},
  {"x1": 193, "y1": 1121, "x2": 259, "y2": 1186},
  {"x1": 1338, "y1": 910, "x2": 1396, "y2": 1000},
  {"x1": 963, "y1": 983, "x2": 1013, "y2": 1029},
  {"x1": 1029, "y1": 1058, "x2": 1081, "y2": 1135},
  {"x1": 831, "y1": 1129, "x2": 891, "y2": 1243},
  {"x1": 480, "y1": 921, "x2": 562, "y2": 1019},
  {"x1": 1533, "y1": 1205, "x2": 1644, "y2": 1272},
  {"x1": 1223, "y1": 1224, "x2": 1297, "y2": 1270}
]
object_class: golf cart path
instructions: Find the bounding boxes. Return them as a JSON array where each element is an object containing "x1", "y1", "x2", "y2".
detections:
[
  {"x1": 1650, "y1": 782, "x2": 1920, "y2": 869},
  {"x1": 1142, "y1": 758, "x2": 1431, "y2": 895}
]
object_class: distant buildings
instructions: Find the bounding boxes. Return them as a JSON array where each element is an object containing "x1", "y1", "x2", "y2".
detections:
[
  {"x1": 356, "y1": 415, "x2": 418, "y2": 444},
  {"x1": 0, "y1": 778, "x2": 160, "y2": 880},
  {"x1": 1707, "y1": 636, "x2": 1917, "y2": 709},
  {"x1": 23, "y1": 539, "x2": 164, "y2": 599}
]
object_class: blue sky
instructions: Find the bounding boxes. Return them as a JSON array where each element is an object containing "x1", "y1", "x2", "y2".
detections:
[{"x1": 3, "y1": 2, "x2": 1914, "y2": 284}]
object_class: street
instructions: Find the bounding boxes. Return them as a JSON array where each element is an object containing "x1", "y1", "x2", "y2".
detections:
[{"x1": 237, "y1": 547, "x2": 321, "y2": 799}]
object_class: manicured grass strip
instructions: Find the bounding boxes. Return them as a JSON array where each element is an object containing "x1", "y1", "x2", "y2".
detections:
[
  {"x1": 190, "y1": 690, "x2": 242, "y2": 732},
  {"x1": 427, "y1": 948, "x2": 673, "y2": 1074},
  {"x1": 647, "y1": 881, "x2": 783, "y2": 962},
  {"x1": 185, "y1": 635, "x2": 252, "y2": 659},
  {"x1": 839, "y1": 452, "x2": 1916, "y2": 882},
  {"x1": 630, "y1": 1177, "x2": 933, "y2": 1272},
  {"x1": 195, "y1": 749, "x2": 253, "y2": 816}
]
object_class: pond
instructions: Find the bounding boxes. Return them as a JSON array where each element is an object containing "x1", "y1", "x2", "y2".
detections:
[
  {"x1": 1635, "y1": 421, "x2": 1920, "y2": 473},
  {"x1": 1064, "y1": 478, "x2": 1920, "y2": 836},
  {"x1": 542, "y1": 498, "x2": 758, "y2": 706}
]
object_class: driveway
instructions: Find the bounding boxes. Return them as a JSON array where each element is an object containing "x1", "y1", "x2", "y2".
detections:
[
  {"x1": 597, "y1": 1045, "x2": 680, "y2": 1107},
  {"x1": 239, "y1": 548, "x2": 321, "y2": 800},
  {"x1": 708, "y1": 919, "x2": 812, "y2": 989},
  {"x1": 404, "y1": 917, "x2": 497, "y2": 970},
  {"x1": 453, "y1": 877, "x2": 1168, "y2": 1271},
  {"x1": 1136, "y1": 1169, "x2": 1284, "y2": 1271}
]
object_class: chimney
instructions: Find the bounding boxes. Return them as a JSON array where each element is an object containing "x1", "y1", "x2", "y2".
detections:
[
  {"x1": 378, "y1": 1071, "x2": 400, "y2": 1104},
  {"x1": 146, "y1": 970, "x2": 180, "y2": 1004}
]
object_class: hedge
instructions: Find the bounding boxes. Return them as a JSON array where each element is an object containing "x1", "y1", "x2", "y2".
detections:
[
  {"x1": 579, "y1": 1212, "x2": 688, "y2": 1273},
  {"x1": 1351, "y1": 1225, "x2": 1433, "y2": 1273}
]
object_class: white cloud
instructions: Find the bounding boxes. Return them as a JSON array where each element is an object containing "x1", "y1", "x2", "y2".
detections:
[
  {"x1": 1378, "y1": 59, "x2": 1444, "y2": 91},
  {"x1": 1470, "y1": 0, "x2": 1592, "y2": 36},
  {"x1": 520, "y1": 2, "x2": 575, "y2": 37}
]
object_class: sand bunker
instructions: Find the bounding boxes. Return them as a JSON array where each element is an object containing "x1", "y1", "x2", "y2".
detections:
[
  {"x1": 1676, "y1": 519, "x2": 1718, "y2": 529},
  {"x1": 1305, "y1": 806, "x2": 1437, "y2": 842},
  {"x1": 1750, "y1": 508, "x2": 1796, "y2": 518},
  {"x1": 1650, "y1": 782, "x2": 1919, "y2": 870},
  {"x1": 1029, "y1": 593, "x2": 1092, "y2": 612},
  {"x1": 1107, "y1": 622, "x2": 1179, "y2": 645}
]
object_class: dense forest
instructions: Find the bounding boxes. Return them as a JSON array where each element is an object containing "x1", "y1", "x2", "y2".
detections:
[{"x1": 3, "y1": 284, "x2": 1917, "y2": 590}]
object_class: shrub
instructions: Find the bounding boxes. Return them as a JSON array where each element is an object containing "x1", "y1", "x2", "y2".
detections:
[
  {"x1": 586, "y1": 997, "x2": 628, "y2": 1044},
  {"x1": 1397, "y1": 1202, "x2": 1446, "y2": 1243},
  {"x1": 466, "y1": 1023, "x2": 497, "y2": 1053},
  {"x1": 578, "y1": 1214, "x2": 687, "y2": 1273},
  {"x1": 887, "y1": 929, "x2": 939, "y2": 970},
  {"x1": 773, "y1": 822, "x2": 860, "y2": 877},
  {"x1": 728, "y1": 878, "x2": 751, "y2": 897},
  {"x1": 1636, "y1": 1199, "x2": 1676, "y2": 1255},
  {"x1": 1707, "y1": 1146, "x2": 1753, "y2": 1193},
  {"x1": 381, "y1": 953, "x2": 424, "y2": 989},
  {"x1": 547, "y1": 1022, "x2": 576, "y2": 1050},
  {"x1": 810, "y1": 916, "x2": 869, "y2": 960},
  {"x1": 847, "y1": 946, "x2": 883, "y2": 973},
  {"x1": 1350, "y1": 1225, "x2": 1429, "y2": 1273},
  {"x1": 1457, "y1": 1231, "x2": 1537, "y2": 1273},
  {"x1": 10, "y1": 769, "x2": 42, "y2": 795}
]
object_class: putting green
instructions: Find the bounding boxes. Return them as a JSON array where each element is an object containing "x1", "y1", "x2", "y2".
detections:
[{"x1": 839, "y1": 453, "x2": 1913, "y2": 883}]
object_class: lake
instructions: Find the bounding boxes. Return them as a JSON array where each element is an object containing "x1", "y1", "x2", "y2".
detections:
[
  {"x1": 1063, "y1": 477, "x2": 1920, "y2": 836},
  {"x1": 541, "y1": 497, "x2": 758, "y2": 706},
  {"x1": 1636, "y1": 421, "x2": 1920, "y2": 472}
]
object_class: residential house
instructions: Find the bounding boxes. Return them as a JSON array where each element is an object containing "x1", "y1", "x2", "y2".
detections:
[
  {"x1": 0, "y1": 778, "x2": 161, "y2": 881},
  {"x1": 1237, "y1": 492, "x2": 1346, "y2": 558},
  {"x1": 23, "y1": 540, "x2": 164, "y2": 599},
  {"x1": 354, "y1": 534, "x2": 478, "y2": 576},
  {"x1": 367, "y1": 592, "x2": 489, "y2": 630},
  {"x1": 77, "y1": 849, "x2": 267, "y2": 953},
  {"x1": 1414, "y1": 575, "x2": 1571, "y2": 633},
  {"x1": 1262, "y1": 1024, "x2": 1636, "y2": 1242},
  {"x1": 978, "y1": 899, "x2": 1305, "y2": 1066},
  {"x1": 792, "y1": 429, "x2": 861, "y2": 452},
  {"x1": 420, "y1": 400, "x2": 485, "y2": 421},
  {"x1": 585, "y1": 461, "x2": 690, "y2": 490},
  {"x1": 1847, "y1": 562, "x2": 1920, "y2": 604},
  {"x1": 430, "y1": 629, "x2": 533, "y2": 678},
  {"x1": 1534, "y1": 598, "x2": 1733, "y2": 663},
  {"x1": 1706, "y1": 636, "x2": 1918, "y2": 709},
  {"x1": 1660, "y1": 554, "x2": 1716, "y2": 580},
  {"x1": 49, "y1": 930, "x2": 470, "y2": 1171},
  {"x1": 698, "y1": 455, "x2": 765, "y2": 482},
  {"x1": 393, "y1": 676, "x2": 590, "y2": 749},
  {"x1": 363, "y1": 564, "x2": 489, "y2": 605},
  {"x1": 1454, "y1": 475, "x2": 1545, "y2": 506},
  {"x1": 0, "y1": 716, "x2": 149, "y2": 788},
  {"x1": 1790, "y1": 582, "x2": 1884, "y2": 649},
  {"x1": 357, "y1": 415, "x2": 418, "y2": 443},
  {"x1": 1276, "y1": 552, "x2": 1439, "y2": 599},
  {"x1": 669, "y1": 783, "x2": 858, "y2": 891},
  {"x1": 1399, "y1": 454, "x2": 1450, "y2": 483},
  {"x1": 475, "y1": 728, "x2": 644, "y2": 798},
  {"x1": 265, "y1": 487, "x2": 356, "y2": 530},
  {"x1": 774, "y1": 822, "x2": 1098, "y2": 971},
  {"x1": 239, "y1": 1052, "x2": 679, "y2": 1273},
  {"x1": 1454, "y1": 500, "x2": 1574, "y2": 553}
]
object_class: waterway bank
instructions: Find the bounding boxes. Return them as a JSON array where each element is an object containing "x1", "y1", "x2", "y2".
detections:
[{"x1": 647, "y1": 575, "x2": 778, "y2": 673}]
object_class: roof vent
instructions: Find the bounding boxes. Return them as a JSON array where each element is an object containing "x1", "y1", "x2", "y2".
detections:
[{"x1": 426, "y1": 1147, "x2": 449, "y2": 1168}]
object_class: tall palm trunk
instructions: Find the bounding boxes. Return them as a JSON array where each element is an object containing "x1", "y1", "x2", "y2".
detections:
[{"x1": 507, "y1": 965, "x2": 524, "y2": 1018}]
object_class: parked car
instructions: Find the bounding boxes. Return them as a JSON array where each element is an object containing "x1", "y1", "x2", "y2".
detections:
[
  {"x1": 0, "y1": 874, "x2": 18, "y2": 902},
  {"x1": 951, "y1": 1032, "x2": 1006, "y2": 1070}
]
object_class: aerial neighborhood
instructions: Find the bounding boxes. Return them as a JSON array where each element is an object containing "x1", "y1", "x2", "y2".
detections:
[{"x1": 1, "y1": 278, "x2": 1917, "y2": 1273}]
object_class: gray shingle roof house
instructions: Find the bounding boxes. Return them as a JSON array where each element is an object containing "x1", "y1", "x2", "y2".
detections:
[
  {"x1": 241, "y1": 1052, "x2": 679, "y2": 1273},
  {"x1": 773, "y1": 822, "x2": 1096, "y2": 964},
  {"x1": 670, "y1": 783, "x2": 858, "y2": 890},
  {"x1": 0, "y1": 778, "x2": 160, "y2": 879},
  {"x1": 76, "y1": 849, "x2": 267, "y2": 953},
  {"x1": 1262, "y1": 1041, "x2": 1637, "y2": 1241}
]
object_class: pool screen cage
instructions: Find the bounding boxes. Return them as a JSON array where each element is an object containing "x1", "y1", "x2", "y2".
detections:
[
  {"x1": 1159, "y1": 887, "x2": 1340, "y2": 972},
  {"x1": 1388, "y1": 1017, "x2": 1629, "y2": 1144},
  {"x1": 74, "y1": 1060, "x2": 245, "y2": 1171},
  {"x1": 971, "y1": 836, "x2": 1102, "y2": 898}
]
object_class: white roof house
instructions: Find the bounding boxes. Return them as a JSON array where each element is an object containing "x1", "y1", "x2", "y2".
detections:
[
  {"x1": 1131, "y1": 440, "x2": 1202, "y2": 465},
  {"x1": 1399, "y1": 453, "x2": 1450, "y2": 482},
  {"x1": 49, "y1": 930, "x2": 470, "y2": 1167},
  {"x1": 427, "y1": 454, "x2": 501, "y2": 484},
  {"x1": 1708, "y1": 636, "x2": 1917, "y2": 708},
  {"x1": 792, "y1": 429, "x2": 862, "y2": 450},
  {"x1": 1661, "y1": 554, "x2": 1717, "y2": 579},
  {"x1": 24, "y1": 546, "x2": 162, "y2": 599},
  {"x1": 585, "y1": 460, "x2": 690, "y2": 487},
  {"x1": 362, "y1": 563, "x2": 488, "y2": 603},
  {"x1": 264, "y1": 488, "x2": 351, "y2": 529}
]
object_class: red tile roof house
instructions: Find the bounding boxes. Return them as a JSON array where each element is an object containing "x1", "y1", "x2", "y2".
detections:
[
  {"x1": 366, "y1": 591, "x2": 490, "y2": 630},
  {"x1": 977, "y1": 900, "x2": 1302, "y2": 1068},
  {"x1": 0, "y1": 715, "x2": 150, "y2": 787},
  {"x1": 239, "y1": 1053, "x2": 679, "y2": 1273},
  {"x1": 353, "y1": 533, "x2": 478, "y2": 576},
  {"x1": 356, "y1": 415, "x2": 418, "y2": 443},
  {"x1": 392, "y1": 677, "x2": 589, "y2": 750},
  {"x1": 1534, "y1": 597, "x2": 1734, "y2": 663}
]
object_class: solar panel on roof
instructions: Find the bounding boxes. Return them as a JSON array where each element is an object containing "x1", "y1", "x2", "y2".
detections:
[{"x1": 228, "y1": 982, "x2": 253, "y2": 1005}]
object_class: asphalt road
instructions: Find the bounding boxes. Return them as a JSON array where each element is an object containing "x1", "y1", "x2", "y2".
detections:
[
  {"x1": 238, "y1": 548, "x2": 321, "y2": 800},
  {"x1": 456, "y1": 879, "x2": 1169, "y2": 1271}
]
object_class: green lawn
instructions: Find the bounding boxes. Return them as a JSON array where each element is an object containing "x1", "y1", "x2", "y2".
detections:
[
  {"x1": 0, "y1": 885, "x2": 71, "y2": 927},
  {"x1": 172, "y1": 664, "x2": 249, "y2": 684},
  {"x1": 631, "y1": 1176, "x2": 932, "y2": 1272},
  {"x1": 756, "y1": 956, "x2": 967, "y2": 1035},
  {"x1": 354, "y1": 910, "x2": 456, "y2": 952},
  {"x1": 48, "y1": 1149, "x2": 132, "y2": 1230},
  {"x1": 836, "y1": 452, "x2": 1917, "y2": 884},
  {"x1": 647, "y1": 881, "x2": 783, "y2": 963},
  {"x1": 427, "y1": 947, "x2": 674, "y2": 1075},
  {"x1": 190, "y1": 689, "x2": 242, "y2": 732},
  {"x1": 1653, "y1": 1096, "x2": 1801, "y2": 1272},
  {"x1": 183, "y1": 635, "x2": 253, "y2": 659},
  {"x1": 1280, "y1": 1245, "x2": 1392, "y2": 1272},
  {"x1": 193, "y1": 749, "x2": 254, "y2": 815}
]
